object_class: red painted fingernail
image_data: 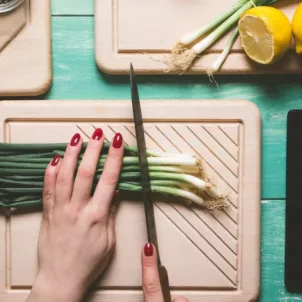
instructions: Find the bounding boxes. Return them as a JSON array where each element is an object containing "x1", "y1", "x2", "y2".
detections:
[
  {"x1": 144, "y1": 243, "x2": 153, "y2": 257},
  {"x1": 51, "y1": 155, "x2": 60, "y2": 166},
  {"x1": 92, "y1": 128, "x2": 103, "y2": 140},
  {"x1": 112, "y1": 133, "x2": 123, "y2": 149},
  {"x1": 70, "y1": 133, "x2": 81, "y2": 146}
]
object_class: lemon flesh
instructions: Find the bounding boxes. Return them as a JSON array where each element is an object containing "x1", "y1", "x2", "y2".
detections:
[
  {"x1": 238, "y1": 7, "x2": 292, "y2": 65},
  {"x1": 292, "y1": 3, "x2": 302, "y2": 55}
]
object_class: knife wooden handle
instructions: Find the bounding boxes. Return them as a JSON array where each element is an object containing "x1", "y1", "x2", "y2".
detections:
[{"x1": 159, "y1": 264, "x2": 171, "y2": 302}]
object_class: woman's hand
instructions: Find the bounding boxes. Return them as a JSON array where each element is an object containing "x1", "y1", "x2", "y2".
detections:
[
  {"x1": 142, "y1": 243, "x2": 189, "y2": 302},
  {"x1": 27, "y1": 129, "x2": 124, "y2": 302}
]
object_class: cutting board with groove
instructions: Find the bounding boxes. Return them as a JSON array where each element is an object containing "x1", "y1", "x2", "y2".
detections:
[
  {"x1": 0, "y1": 100, "x2": 261, "y2": 301},
  {"x1": 0, "y1": 0, "x2": 51, "y2": 96},
  {"x1": 95, "y1": 0, "x2": 302, "y2": 74}
]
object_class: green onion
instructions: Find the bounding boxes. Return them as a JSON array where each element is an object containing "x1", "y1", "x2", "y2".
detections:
[
  {"x1": 0, "y1": 156, "x2": 198, "y2": 167},
  {"x1": 0, "y1": 142, "x2": 227, "y2": 211},
  {"x1": 0, "y1": 142, "x2": 192, "y2": 159},
  {"x1": 6, "y1": 152, "x2": 55, "y2": 158},
  {"x1": 0, "y1": 172, "x2": 215, "y2": 193},
  {"x1": 172, "y1": 0, "x2": 248, "y2": 55},
  {"x1": 0, "y1": 199, "x2": 43, "y2": 209},
  {"x1": 0, "y1": 185, "x2": 206, "y2": 209},
  {"x1": 207, "y1": 27, "x2": 239, "y2": 76}
]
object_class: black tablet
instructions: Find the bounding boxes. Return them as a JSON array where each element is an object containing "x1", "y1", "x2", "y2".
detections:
[{"x1": 285, "y1": 109, "x2": 302, "y2": 293}]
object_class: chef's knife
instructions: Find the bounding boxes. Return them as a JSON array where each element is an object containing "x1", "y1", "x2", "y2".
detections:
[{"x1": 130, "y1": 63, "x2": 171, "y2": 302}]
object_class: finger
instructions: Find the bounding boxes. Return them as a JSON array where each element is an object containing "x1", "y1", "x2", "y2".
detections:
[
  {"x1": 107, "y1": 191, "x2": 120, "y2": 249},
  {"x1": 141, "y1": 243, "x2": 164, "y2": 302},
  {"x1": 71, "y1": 128, "x2": 104, "y2": 208},
  {"x1": 91, "y1": 133, "x2": 124, "y2": 215},
  {"x1": 173, "y1": 297, "x2": 189, "y2": 302},
  {"x1": 55, "y1": 133, "x2": 82, "y2": 206},
  {"x1": 43, "y1": 155, "x2": 61, "y2": 216}
]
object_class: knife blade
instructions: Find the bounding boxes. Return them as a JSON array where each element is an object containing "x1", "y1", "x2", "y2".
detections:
[{"x1": 130, "y1": 63, "x2": 171, "y2": 302}]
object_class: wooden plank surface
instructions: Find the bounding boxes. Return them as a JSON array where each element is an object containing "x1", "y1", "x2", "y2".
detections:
[
  {"x1": 4, "y1": 0, "x2": 302, "y2": 299},
  {"x1": 51, "y1": 0, "x2": 93, "y2": 15},
  {"x1": 0, "y1": 0, "x2": 52, "y2": 96},
  {"x1": 94, "y1": 0, "x2": 302, "y2": 75},
  {"x1": 260, "y1": 200, "x2": 302, "y2": 302},
  {"x1": 0, "y1": 100, "x2": 260, "y2": 301}
]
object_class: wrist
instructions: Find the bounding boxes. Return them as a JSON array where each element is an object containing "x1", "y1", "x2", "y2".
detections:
[{"x1": 27, "y1": 273, "x2": 86, "y2": 302}]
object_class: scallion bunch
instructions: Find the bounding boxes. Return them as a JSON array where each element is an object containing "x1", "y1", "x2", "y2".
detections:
[{"x1": 0, "y1": 142, "x2": 227, "y2": 211}]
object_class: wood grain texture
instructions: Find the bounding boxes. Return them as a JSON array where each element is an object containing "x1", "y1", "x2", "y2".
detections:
[
  {"x1": 260, "y1": 200, "x2": 302, "y2": 302},
  {"x1": 0, "y1": 200, "x2": 296, "y2": 301},
  {"x1": 2, "y1": 0, "x2": 301, "y2": 298},
  {"x1": 95, "y1": 0, "x2": 302, "y2": 74},
  {"x1": 0, "y1": 3, "x2": 26, "y2": 52},
  {"x1": 51, "y1": 0, "x2": 93, "y2": 15},
  {"x1": 0, "y1": 100, "x2": 260, "y2": 301},
  {"x1": 0, "y1": 0, "x2": 52, "y2": 96}
]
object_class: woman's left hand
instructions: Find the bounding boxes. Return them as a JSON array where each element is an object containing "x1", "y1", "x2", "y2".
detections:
[{"x1": 27, "y1": 129, "x2": 124, "y2": 302}]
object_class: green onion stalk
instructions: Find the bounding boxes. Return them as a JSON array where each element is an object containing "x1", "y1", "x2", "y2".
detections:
[
  {"x1": 207, "y1": 27, "x2": 239, "y2": 78},
  {"x1": 171, "y1": 0, "x2": 279, "y2": 71},
  {"x1": 0, "y1": 142, "x2": 227, "y2": 211}
]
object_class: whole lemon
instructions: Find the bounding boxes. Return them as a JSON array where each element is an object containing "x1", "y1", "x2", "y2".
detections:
[{"x1": 292, "y1": 2, "x2": 302, "y2": 54}]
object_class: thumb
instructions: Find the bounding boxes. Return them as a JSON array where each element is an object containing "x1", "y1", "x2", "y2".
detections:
[{"x1": 141, "y1": 243, "x2": 164, "y2": 302}]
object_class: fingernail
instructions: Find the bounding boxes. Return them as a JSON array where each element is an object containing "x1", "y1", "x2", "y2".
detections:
[
  {"x1": 112, "y1": 133, "x2": 123, "y2": 149},
  {"x1": 70, "y1": 133, "x2": 81, "y2": 146},
  {"x1": 92, "y1": 128, "x2": 103, "y2": 140},
  {"x1": 51, "y1": 155, "x2": 61, "y2": 166},
  {"x1": 144, "y1": 243, "x2": 153, "y2": 257}
]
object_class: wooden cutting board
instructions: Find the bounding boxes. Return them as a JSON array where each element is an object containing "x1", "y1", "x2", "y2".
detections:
[
  {"x1": 0, "y1": 0, "x2": 51, "y2": 96},
  {"x1": 95, "y1": 0, "x2": 302, "y2": 74},
  {"x1": 0, "y1": 100, "x2": 261, "y2": 301}
]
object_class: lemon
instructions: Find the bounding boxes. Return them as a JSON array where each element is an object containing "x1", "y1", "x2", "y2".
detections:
[
  {"x1": 238, "y1": 6, "x2": 292, "y2": 64},
  {"x1": 292, "y1": 3, "x2": 302, "y2": 54}
]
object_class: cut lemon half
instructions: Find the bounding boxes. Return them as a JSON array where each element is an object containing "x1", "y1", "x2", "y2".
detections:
[
  {"x1": 292, "y1": 2, "x2": 302, "y2": 55},
  {"x1": 238, "y1": 6, "x2": 292, "y2": 64}
]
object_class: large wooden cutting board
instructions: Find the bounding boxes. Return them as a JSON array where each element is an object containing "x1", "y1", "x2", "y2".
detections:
[
  {"x1": 0, "y1": 100, "x2": 261, "y2": 301},
  {"x1": 0, "y1": 0, "x2": 51, "y2": 96},
  {"x1": 95, "y1": 0, "x2": 302, "y2": 74}
]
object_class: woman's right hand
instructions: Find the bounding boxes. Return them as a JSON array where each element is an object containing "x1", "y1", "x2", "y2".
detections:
[{"x1": 142, "y1": 243, "x2": 189, "y2": 302}]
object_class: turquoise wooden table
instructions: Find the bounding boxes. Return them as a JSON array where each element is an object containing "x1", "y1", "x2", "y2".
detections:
[{"x1": 38, "y1": 1, "x2": 302, "y2": 300}]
